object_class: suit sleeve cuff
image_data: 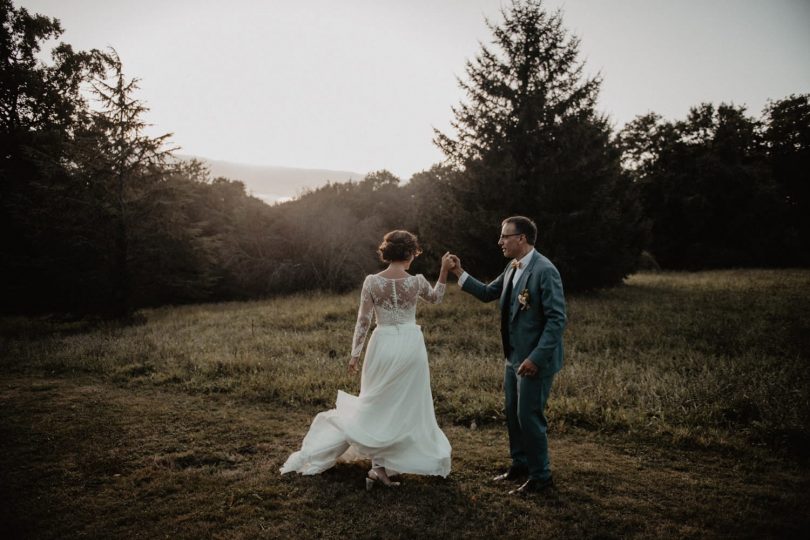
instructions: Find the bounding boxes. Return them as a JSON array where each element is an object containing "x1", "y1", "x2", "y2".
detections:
[{"x1": 458, "y1": 272, "x2": 469, "y2": 287}]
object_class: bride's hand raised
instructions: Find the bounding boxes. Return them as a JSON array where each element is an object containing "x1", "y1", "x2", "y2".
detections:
[
  {"x1": 440, "y1": 252, "x2": 455, "y2": 273},
  {"x1": 442, "y1": 252, "x2": 463, "y2": 277}
]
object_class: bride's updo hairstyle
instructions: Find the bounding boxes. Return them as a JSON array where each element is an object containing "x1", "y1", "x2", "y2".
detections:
[{"x1": 378, "y1": 230, "x2": 422, "y2": 263}]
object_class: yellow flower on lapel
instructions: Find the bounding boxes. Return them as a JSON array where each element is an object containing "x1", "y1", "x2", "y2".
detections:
[{"x1": 518, "y1": 288, "x2": 530, "y2": 311}]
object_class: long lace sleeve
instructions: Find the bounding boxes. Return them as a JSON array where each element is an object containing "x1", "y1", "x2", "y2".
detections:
[
  {"x1": 417, "y1": 274, "x2": 446, "y2": 304},
  {"x1": 351, "y1": 276, "x2": 375, "y2": 358}
]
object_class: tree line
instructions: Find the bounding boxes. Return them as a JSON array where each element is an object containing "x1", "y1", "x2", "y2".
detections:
[
  {"x1": 619, "y1": 99, "x2": 808, "y2": 270},
  {"x1": 1, "y1": 0, "x2": 807, "y2": 317}
]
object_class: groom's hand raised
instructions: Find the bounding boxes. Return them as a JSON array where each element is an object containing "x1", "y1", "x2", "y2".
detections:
[{"x1": 448, "y1": 254, "x2": 463, "y2": 277}]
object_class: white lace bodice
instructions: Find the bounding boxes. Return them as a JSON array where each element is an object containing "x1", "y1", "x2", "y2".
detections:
[{"x1": 351, "y1": 274, "x2": 446, "y2": 357}]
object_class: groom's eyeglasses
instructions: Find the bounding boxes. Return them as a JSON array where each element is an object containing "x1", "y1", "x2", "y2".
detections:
[{"x1": 499, "y1": 233, "x2": 523, "y2": 240}]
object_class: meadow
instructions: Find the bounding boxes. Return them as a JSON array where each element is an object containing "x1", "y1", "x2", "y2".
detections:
[{"x1": 1, "y1": 270, "x2": 808, "y2": 539}]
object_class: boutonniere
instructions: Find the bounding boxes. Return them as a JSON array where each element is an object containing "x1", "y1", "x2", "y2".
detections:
[{"x1": 518, "y1": 289, "x2": 530, "y2": 311}]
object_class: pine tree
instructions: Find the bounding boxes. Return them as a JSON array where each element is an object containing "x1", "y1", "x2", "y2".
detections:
[
  {"x1": 433, "y1": 0, "x2": 644, "y2": 289},
  {"x1": 81, "y1": 49, "x2": 174, "y2": 316}
]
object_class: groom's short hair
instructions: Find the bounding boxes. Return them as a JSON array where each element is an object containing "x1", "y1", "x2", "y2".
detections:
[{"x1": 502, "y1": 216, "x2": 537, "y2": 245}]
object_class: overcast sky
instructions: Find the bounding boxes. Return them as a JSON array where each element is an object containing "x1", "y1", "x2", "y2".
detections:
[{"x1": 18, "y1": 0, "x2": 810, "y2": 179}]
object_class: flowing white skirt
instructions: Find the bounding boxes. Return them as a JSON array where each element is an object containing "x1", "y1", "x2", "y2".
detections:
[{"x1": 279, "y1": 323, "x2": 451, "y2": 477}]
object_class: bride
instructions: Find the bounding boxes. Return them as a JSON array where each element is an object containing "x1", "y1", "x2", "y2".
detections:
[{"x1": 280, "y1": 230, "x2": 453, "y2": 488}]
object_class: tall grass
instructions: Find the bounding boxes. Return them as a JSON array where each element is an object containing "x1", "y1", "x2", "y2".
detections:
[{"x1": 2, "y1": 269, "x2": 808, "y2": 459}]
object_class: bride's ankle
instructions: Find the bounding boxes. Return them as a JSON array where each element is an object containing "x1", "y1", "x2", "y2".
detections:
[{"x1": 371, "y1": 467, "x2": 393, "y2": 485}]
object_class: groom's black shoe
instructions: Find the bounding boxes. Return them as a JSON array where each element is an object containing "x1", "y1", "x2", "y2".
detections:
[
  {"x1": 492, "y1": 465, "x2": 528, "y2": 482},
  {"x1": 508, "y1": 477, "x2": 555, "y2": 495}
]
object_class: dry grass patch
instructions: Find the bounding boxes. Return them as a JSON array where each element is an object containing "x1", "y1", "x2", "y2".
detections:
[
  {"x1": 2, "y1": 270, "x2": 809, "y2": 537},
  {"x1": 1, "y1": 376, "x2": 807, "y2": 539}
]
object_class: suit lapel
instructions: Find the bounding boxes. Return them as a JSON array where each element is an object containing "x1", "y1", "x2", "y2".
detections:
[
  {"x1": 499, "y1": 263, "x2": 515, "y2": 310},
  {"x1": 511, "y1": 250, "x2": 539, "y2": 321}
]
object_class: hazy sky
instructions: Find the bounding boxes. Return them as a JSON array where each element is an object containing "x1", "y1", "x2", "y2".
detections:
[{"x1": 18, "y1": 0, "x2": 810, "y2": 179}]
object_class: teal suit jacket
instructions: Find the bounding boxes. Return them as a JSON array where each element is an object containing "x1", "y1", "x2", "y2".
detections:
[{"x1": 461, "y1": 250, "x2": 566, "y2": 377}]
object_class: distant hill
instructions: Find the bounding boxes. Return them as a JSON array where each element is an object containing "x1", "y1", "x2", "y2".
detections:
[{"x1": 177, "y1": 155, "x2": 365, "y2": 204}]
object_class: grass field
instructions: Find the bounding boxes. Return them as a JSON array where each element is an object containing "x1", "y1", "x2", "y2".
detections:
[{"x1": 1, "y1": 269, "x2": 809, "y2": 538}]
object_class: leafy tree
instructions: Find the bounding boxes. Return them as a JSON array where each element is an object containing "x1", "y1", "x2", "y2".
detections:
[
  {"x1": 127, "y1": 161, "x2": 225, "y2": 306},
  {"x1": 432, "y1": 0, "x2": 644, "y2": 289},
  {"x1": 764, "y1": 94, "x2": 810, "y2": 262},
  {"x1": 406, "y1": 164, "x2": 466, "y2": 273},
  {"x1": 268, "y1": 170, "x2": 411, "y2": 292},
  {"x1": 0, "y1": 0, "x2": 105, "y2": 313},
  {"x1": 619, "y1": 103, "x2": 790, "y2": 268},
  {"x1": 195, "y1": 175, "x2": 287, "y2": 299},
  {"x1": 0, "y1": 0, "x2": 99, "y2": 134}
]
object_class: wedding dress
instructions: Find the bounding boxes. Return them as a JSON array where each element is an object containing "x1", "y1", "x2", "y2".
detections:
[{"x1": 280, "y1": 274, "x2": 452, "y2": 477}]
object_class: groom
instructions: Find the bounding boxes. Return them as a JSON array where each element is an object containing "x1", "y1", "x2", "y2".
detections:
[{"x1": 450, "y1": 216, "x2": 566, "y2": 495}]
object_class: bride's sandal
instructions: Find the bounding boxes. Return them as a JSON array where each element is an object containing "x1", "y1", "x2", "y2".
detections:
[{"x1": 366, "y1": 468, "x2": 400, "y2": 490}]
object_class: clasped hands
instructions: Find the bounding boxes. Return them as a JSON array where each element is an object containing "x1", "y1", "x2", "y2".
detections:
[{"x1": 441, "y1": 252, "x2": 463, "y2": 277}]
